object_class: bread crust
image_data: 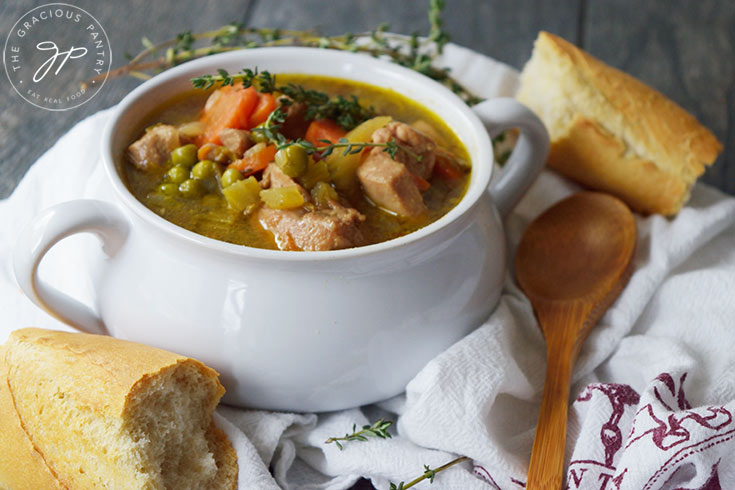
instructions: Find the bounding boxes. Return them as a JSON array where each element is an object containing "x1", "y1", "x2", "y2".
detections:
[
  {"x1": 548, "y1": 114, "x2": 689, "y2": 215},
  {"x1": 0, "y1": 346, "x2": 67, "y2": 490},
  {"x1": 6, "y1": 328, "x2": 224, "y2": 418},
  {"x1": 1, "y1": 328, "x2": 237, "y2": 490},
  {"x1": 517, "y1": 31, "x2": 722, "y2": 215}
]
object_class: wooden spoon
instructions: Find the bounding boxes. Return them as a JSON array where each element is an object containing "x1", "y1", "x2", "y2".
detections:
[{"x1": 514, "y1": 191, "x2": 637, "y2": 490}]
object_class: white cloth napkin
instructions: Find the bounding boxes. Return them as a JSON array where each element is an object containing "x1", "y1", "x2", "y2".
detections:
[{"x1": 2, "y1": 43, "x2": 735, "y2": 490}]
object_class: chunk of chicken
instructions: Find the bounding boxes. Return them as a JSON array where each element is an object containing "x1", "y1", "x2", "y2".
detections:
[
  {"x1": 357, "y1": 149, "x2": 427, "y2": 217},
  {"x1": 259, "y1": 203, "x2": 365, "y2": 251},
  {"x1": 258, "y1": 163, "x2": 365, "y2": 251},
  {"x1": 218, "y1": 128, "x2": 253, "y2": 158},
  {"x1": 261, "y1": 163, "x2": 310, "y2": 202},
  {"x1": 127, "y1": 125, "x2": 180, "y2": 170},
  {"x1": 371, "y1": 121, "x2": 436, "y2": 179},
  {"x1": 356, "y1": 121, "x2": 440, "y2": 217}
]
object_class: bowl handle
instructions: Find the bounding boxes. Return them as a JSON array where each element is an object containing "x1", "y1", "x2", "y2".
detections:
[
  {"x1": 13, "y1": 200, "x2": 129, "y2": 335},
  {"x1": 472, "y1": 98, "x2": 549, "y2": 216}
]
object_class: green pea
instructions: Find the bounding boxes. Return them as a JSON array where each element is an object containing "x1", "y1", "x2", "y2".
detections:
[
  {"x1": 178, "y1": 178, "x2": 204, "y2": 198},
  {"x1": 191, "y1": 159, "x2": 217, "y2": 180},
  {"x1": 166, "y1": 165, "x2": 190, "y2": 184},
  {"x1": 250, "y1": 124, "x2": 269, "y2": 144},
  {"x1": 157, "y1": 183, "x2": 179, "y2": 196},
  {"x1": 221, "y1": 167, "x2": 244, "y2": 188},
  {"x1": 171, "y1": 144, "x2": 198, "y2": 167},
  {"x1": 275, "y1": 145, "x2": 308, "y2": 178}
]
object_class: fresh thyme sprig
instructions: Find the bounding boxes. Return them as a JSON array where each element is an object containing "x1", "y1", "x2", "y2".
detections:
[
  {"x1": 251, "y1": 104, "x2": 422, "y2": 162},
  {"x1": 193, "y1": 69, "x2": 375, "y2": 130},
  {"x1": 87, "y1": 1, "x2": 483, "y2": 106},
  {"x1": 305, "y1": 95, "x2": 375, "y2": 131},
  {"x1": 282, "y1": 138, "x2": 419, "y2": 162},
  {"x1": 427, "y1": 0, "x2": 450, "y2": 51},
  {"x1": 492, "y1": 131, "x2": 513, "y2": 165},
  {"x1": 324, "y1": 418, "x2": 393, "y2": 450},
  {"x1": 388, "y1": 456, "x2": 470, "y2": 490},
  {"x1": 251, "y1": 106, "x2": 288, "y2": 145},
  {"x1": 324, "y1": 418, "x2": 469, "y2": 488},
  {"x1": 191, "y1": 67, "x2": 276, "y2": 91}
]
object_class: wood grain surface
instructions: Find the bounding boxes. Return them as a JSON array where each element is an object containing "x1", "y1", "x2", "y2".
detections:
[{"x1": 0, "y1": 1, "x2": 733, "y2": 488}]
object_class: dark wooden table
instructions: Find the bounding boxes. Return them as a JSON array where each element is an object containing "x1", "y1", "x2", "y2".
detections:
[{"x1": 1, "y1": 1, "x2": 732, "y2": 488}]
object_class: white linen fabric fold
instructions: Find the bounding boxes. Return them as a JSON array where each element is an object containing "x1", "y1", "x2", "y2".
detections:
[{"x1": 2, "y1": 43, "x2": 735, "y2": 490}]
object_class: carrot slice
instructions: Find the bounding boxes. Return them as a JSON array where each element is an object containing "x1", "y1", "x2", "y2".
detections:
[
  {"x1": 228, "y1": 144, "x2": 277, "y2": 176},
  {"x1": 248, "y1": 93, "x2": 277, "y2": 128},
  {"x1": 305, "y1": 119, "x2": 347, "y2": 147},
  {"x1": 433, "y1": 153, "x2": 464, "y2": 180},
  {"x1": 197, "y1": 85, "x2": 258, "y2": 146},
  {"x1": 411, "y1": 173, "x2": 431, "y2": 192}
]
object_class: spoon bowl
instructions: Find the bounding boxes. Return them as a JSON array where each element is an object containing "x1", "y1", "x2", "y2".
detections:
[
  {"x1": 517, "y1": 191, "x2": 637, "y2": 306},
  {"x1": 515, "y1": 191, "x2": 636, "y2": 489}
]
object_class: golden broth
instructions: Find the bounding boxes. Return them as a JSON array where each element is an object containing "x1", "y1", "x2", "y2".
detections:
[{"x1": 122, "y1": 75, "x2": 471, "y2": 250}]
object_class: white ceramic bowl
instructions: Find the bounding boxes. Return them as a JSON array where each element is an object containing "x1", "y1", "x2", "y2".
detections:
[{"x1": 14, "y1": 47, "x2": 548, "y2": 411}]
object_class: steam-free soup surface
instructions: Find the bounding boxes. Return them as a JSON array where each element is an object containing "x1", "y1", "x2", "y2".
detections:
[{"x1": 123, "y1": 74, "x2": 471, "y2": 251}]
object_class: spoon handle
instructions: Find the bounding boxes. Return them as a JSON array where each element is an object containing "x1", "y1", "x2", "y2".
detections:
[{"x1": 526, "y1": 331, "x2": 576, "y2": 490}]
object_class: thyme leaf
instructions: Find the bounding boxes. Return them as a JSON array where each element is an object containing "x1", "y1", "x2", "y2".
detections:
[
  {"x1": 250, "y1": 107, "x2": 288, "y2": 146},
  {"x1": 249, "y1": 101, "x2": 420, "y2": 162},
  {"x1": 324, "y1": 418, "x2": 469, "y2": 488},
  {"x1": 279, "y1": 137, "x2": 420, "y2": 163},
  {"x1": 492, "y1": 131, "x2": 513, "y2": 165},
  {"x1": 428, "y1": 0, "x2": 450, "y2": 53},
  {"x1": 313, "y1": 95, "x2": 375, "y2": 130},
  {"x1": 388, "y1": 456, "x2": 470, "y2": 490},
  {"x1": 191, "y1": 67, "x2": 272, "y2": 90},
  {"x1": 192, "y1": 69, "x2": 375, "y2": 130},
  {"x1": 324, "y1": 418, "x2": 393, "y2": 450}
]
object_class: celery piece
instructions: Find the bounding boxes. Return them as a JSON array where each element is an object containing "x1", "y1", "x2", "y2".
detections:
[
  {"x1": 260, "y1": 186, "x2": 305, "y2": 209},
  {"x1": 222, "y1": 176, "x2": 260, "y2": 212}
]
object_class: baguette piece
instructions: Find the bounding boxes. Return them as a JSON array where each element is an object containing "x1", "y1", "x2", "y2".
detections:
[
  {"x1": 0, "y1": 328, "x2": 237, "y2": 490},
  {"x1": 517, "y1": 31, "x2": 722, "y2": 215},
  {"x1": 0, "y1": 346, "x2": 66, "y2": 490}
]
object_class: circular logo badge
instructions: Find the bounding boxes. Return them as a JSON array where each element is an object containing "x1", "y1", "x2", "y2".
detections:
[{"x1": 3, "y1": 3, "x2": 111, "y2": 111}]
